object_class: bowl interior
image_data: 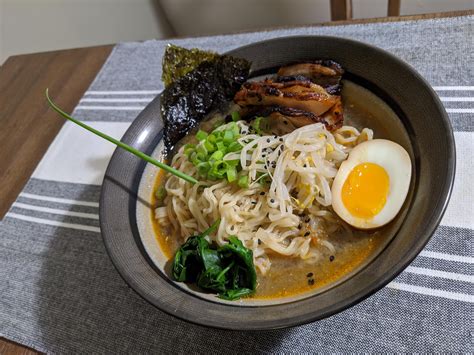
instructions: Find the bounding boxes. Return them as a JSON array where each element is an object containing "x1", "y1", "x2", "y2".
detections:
[
  {"x1": 136, "y1": 78, "x2": 416, "y2": 306},
  {"x1": 100, "y1": 36, "x2": 454, "y2": 330}
]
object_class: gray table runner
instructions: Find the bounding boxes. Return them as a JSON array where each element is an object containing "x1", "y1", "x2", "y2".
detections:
[{"x1": 1, "y1": 15, "x2": 472, "y2": 353}]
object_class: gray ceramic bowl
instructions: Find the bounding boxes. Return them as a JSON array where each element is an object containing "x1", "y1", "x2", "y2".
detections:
[{"x1": 100, "y1": 36, "x2": 455, "y2": 330}]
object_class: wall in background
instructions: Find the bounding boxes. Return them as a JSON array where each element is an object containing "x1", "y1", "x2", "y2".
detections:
[
  {"x1": 160, "y1": 0, "x2": 473, "y2": 36},
  {"x1": 160, "y1": 0, "x2": 331, "y2": 37},
  {"x1": 1, "y1": 0, "x2": 472, "y2": 63},
  {"x1": 0, "y1": 0, "x2": 173, "y2": 63}
]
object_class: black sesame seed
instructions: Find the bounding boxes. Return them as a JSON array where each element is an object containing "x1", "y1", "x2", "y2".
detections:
[
  {"x1": 260, "y1": 192, "x2": 265, "y2": 196},
  {"x1": 270, "y1": 199, "x2": 275, "y2": 203},
  {"x1": 329, "y1": 255, "x2": 335, "y2": 262},
  {"x1": 266, "y1": 138, "x2": 270, "y2": 143},
  {"x1": 303, "y1": 164, "x2": 307, "y2": 167},
  {"x1": 258, "y1": 239, "x2": 262, "y2": 245},
  {"x1": 297, "y1": 224, "x2": 302, "y2": 230},
  {"x1": 252, "y1": 201, "x2": 257, "y2": 205},
  {"x1": 305, "y1": 218, "x2": 310, "y2": 223},
  {"x1": 304, "y1": 231, "x2": 310, "y2": 237},
  {"x1": 308, "y1": 278, "x2": 315, "y2": 286},
  {"x1": 306, "y1": 272, "x2": 314, "y2": 278},
  {"x1": 279, "y1": 138, "x2": 284, "y2": 142},
  {"x1": 283, "y1": 120, "x2": 288, "y2": 125}
]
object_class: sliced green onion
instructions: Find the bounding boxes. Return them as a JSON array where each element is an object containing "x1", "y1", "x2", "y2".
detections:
[
  {"x1": 197, "y1": 162, "x2": 210, "y2": 176},
  {"x1": 196, "y1": 130, "x2": 208, "y2": 141},
  {"x1": 207, "y1": 133, "x2": 217, "y2": 143},
  {"x1": 223, "y1": 130, "x2": 234, "y2": 144},
  {"x1": 155, "y1": 186, "x2": 167, "y2": 200},
  {"x1": 204, "y1": 140, "x2": 215, "y2": 152},
  {"x1": 216, "y1": 141, "x2": 226, "y2": 152},
  {"x1": 252, "y1": 117, "x2": 263, "y2": 135},
  {"x1": 226, "y1": 166, "x2": 237, "y2": 182},
  {"x1": 231, "y1": 111, "x2": 240, "y2": 122},
  {"x1": 238, "y1": 175, "x2": 249, "y2": 188},
  {"x1": 182, "y1": 120, "x2": 246, "y2": 183},
  {"x1": 210, "y1": 150, "x2": 224, "y2": 161},
  {"x1": 196, "y1": 144, "x2": 208, "y2": 157},
  {"x1": 225, "y1": 159, "x2": 239, "y2": 167},
  {"x1": 45, "y1": 89, "x2": 198, "y2": 185},
  {"x1": 231, "y1": 122, "x2": 239, "y2": 136},
  {"x1": 228, "y1": 141, "x2": 242, "y2": 152},
  {"x1": 196, "y1": 151, "x2": 207, "y2": 161}
]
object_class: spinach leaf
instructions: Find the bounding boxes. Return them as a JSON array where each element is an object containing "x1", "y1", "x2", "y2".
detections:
[
  {"x1": 219, "y1": 288, "x2": 254, "y2": 301},
  {"x1": 219, "y1": 236, "x2": 257, "y2": 291},
  {"x1": 172, "y1": 236, "x2": 202, "y2": 282},
  {"x1": 172, "y1": 220, "x2": 220, "y2": 282},
  {"x1": 171, "y1": 223, "x2": 257, "y2": 300}
]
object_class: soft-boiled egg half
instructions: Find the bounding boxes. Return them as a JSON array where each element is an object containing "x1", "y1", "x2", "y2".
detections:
[{"x1": 331, "y1": 139, "x2": 411, "y2": 229}]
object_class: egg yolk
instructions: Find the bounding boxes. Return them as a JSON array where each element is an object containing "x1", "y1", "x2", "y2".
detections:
[{"x1": 341, "y1": 163, "x2": 390, "y2": 219}]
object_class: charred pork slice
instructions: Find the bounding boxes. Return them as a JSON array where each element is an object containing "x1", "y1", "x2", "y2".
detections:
[
  {"x1": 243, "y1": 104, "x2": 343, "y2": 135},
  {"x1": 234, "y1": 80, "x2": 338, "y2": 117},
  {"x1": 277, "y1": 60, "x2": 344, "y2": 95}
]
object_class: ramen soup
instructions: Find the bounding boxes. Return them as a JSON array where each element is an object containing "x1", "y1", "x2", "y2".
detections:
[{"x1": 150, "y1": 79, "x2": 412, "y2": 301}]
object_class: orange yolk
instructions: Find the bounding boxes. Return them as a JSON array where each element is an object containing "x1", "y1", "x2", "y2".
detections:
[{"x1": 341, "y1": 163, "x2": 390, "y2": 219}]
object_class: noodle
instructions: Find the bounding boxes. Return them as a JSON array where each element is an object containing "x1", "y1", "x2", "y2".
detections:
[{"x1": 156, "y1": 121, "x2": 373, "y2": 274}]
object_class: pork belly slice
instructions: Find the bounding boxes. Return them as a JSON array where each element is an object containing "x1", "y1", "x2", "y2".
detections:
[
  {"x1": 234, "y1": 80, "x2": 338, "y2": 116},
  {"x1": 276, "y1": 61, "x2": 344, "y2": 95},
  {"x1": 242, "y1": 103, "x2": 343, "y2": 135}
]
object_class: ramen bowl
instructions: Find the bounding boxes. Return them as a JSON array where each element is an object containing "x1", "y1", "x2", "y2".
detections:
[{"x1": 100, "y1": 36, "x2": 455, "y2": 330}]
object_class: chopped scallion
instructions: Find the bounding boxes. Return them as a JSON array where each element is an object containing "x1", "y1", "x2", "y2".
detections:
[
  {"x1": 196, "y1": 130, "x2": 208, "y2": 141},
  {"x1": 238, "y1": 175, "x2": 249, "y2": 188},
  {"x1": 231, "y1": 111, "x2": 241, "y2": 122}
]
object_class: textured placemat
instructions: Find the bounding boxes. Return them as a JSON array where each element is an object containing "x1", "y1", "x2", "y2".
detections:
[{"x1": 1, "y1": 15, "x2": 472, "y2": 353}]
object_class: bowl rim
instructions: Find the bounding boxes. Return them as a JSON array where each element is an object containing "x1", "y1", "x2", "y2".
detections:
[{"x1": 100, "y1": 35, "x2": 456, "y2": 330}]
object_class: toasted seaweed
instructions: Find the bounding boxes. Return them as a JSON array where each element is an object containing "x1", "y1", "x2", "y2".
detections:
[
  {"x1": 162, "y1": 44, "x2": 218, "y2": 88},
  {"x1": 161, "y1": 52, "x2": 251, "y2": 151}
]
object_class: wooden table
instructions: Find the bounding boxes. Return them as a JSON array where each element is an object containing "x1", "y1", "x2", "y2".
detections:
[{"x1": 0, "y1": 10, "x2": 472, "y2": 354}]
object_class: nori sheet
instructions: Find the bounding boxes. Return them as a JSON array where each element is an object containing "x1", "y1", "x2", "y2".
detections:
[
  {"x1": 161, "y1": 44, "x2": 218, "y2": 88},
  {"x1": 161, "y1": 48, "x2": 251, "y2": 151}
]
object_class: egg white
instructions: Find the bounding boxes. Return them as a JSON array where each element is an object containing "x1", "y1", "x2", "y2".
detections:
[{"x1": 331, "y1": 139, "x2": 412, "y2": 229}]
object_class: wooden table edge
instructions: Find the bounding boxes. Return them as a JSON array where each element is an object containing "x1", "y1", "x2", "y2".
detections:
[
  {"x1": 0, "y1": 10, "x2": 471, "y2": 354},
  {"x1": 0, "y1": 44, "x2": 113, "y2": 220}
]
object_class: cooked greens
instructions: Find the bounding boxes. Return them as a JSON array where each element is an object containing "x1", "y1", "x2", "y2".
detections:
[
  {"x1": 161, "y1": 45, "x2": 251, "y2": 151},
  {"x1": 172, "y1": 221, "x2": 256, "y2": 300}
]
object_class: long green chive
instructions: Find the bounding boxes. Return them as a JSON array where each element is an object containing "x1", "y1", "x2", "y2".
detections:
[{"x1": 45, "y1": 89, "x2": 198, "y2": 185}]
